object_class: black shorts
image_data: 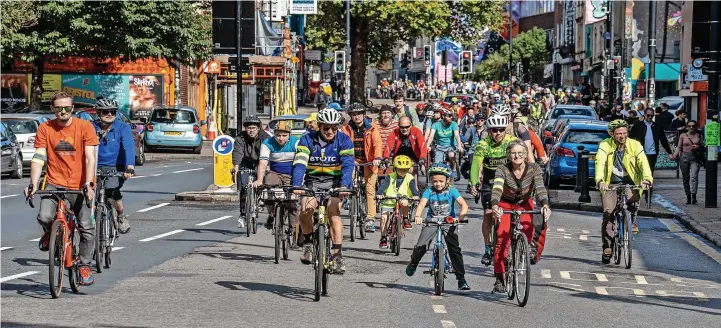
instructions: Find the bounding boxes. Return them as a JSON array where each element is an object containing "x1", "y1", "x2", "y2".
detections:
[{"x1": 99, "y1": 166, "x2": 126, "y2": 201}]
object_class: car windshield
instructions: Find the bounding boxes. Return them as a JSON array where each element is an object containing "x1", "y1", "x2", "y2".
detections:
[
  {"x1": 551, "y1": 107, "x2": 593, "y2": 119},
  {"x1": 563, "y1": 130, "x2": 608, "y2": 144},
  {"x1": 2, "y1": 119, "x2": 38, "y2": 134},
  {"x1": 150, "y1": 109, "x2": 196, "y2": 124},
  {"x1": 272, "y1": 120, "x2": 306, "y2": 130}
]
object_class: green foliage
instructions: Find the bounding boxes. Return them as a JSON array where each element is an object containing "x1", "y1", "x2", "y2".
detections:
[{"x1": 477, "y1": 27, "x2": 551, "y2": 82}]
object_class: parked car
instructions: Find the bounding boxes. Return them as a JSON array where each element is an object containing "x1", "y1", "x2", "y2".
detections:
[
  {"x1": 1, "y1": 122, "x2": 23, "y2": 179},
  {"x1": 546, "y1": 121, "x2": 609, "y2": 188},
  {"x1": 658, "y1": 96, "x2": 684, "y2": 116},
  {"x1": 0, "y1": 114, "x2": 50, "y2": 167},
  {"x1": 30, "y1": 110, "x2": 95, "y2": 122},
  {"x1": 76, "y1": 109, "x2": 145, "y2": 166},
  {"x1": 442, "y1": 94, "x2": 472, "y2": 106},
  {"x1": 141, "y1": 106, "x2": 205, "y2": 154},
  {"x1": 266, "y1": 114, "x2": 310, "y2": 138},
  {"x1": 545, "y1": 105, "x2": 599, "y2": 130}
]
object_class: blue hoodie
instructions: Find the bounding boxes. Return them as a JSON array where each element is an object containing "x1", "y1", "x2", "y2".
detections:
[{"x1": 93, "y1": 119, "x2": 135, "y2": 167}]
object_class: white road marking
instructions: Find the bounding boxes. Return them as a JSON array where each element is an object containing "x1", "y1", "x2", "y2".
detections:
[
  {"x1": 635, "y1": 275, "x2": 648, "y2": 285},
  {"x1": 0, "y1": 194, "x2": 19, "y2": 199},
  {"x1": 556, "y1": 228, "x2": 565, "y2": 232},
  {"x1": 659, "y1": 219, "x2": 721, "y2": 265},
  {"x1": 595, "y1": 273, "x2": 608, "y2": 282},
  {"x1": 560, "y1": 271, "x2": 608, "y2": 282},
  {"x1": 440, "y1": 320, "x2": 457, "y2": 328},
  {"x1": 595, "y1": 286, "x2": 609, "y2": 295},
  {"x1": 196, "y1": 215, "x2": 232, "y2": 226},
  {"x1": 582, "y1": 230, "x2": 590, "y2": 234},
  {"x1": 0, "y1": 271, "x2": 39, "y2": 283},
  {"x1": 139, "y1": 229, "x2": 185, "y2": 242},
  {"x1": 29, "y1": 238, "x2": 40, "y2": 242},
  {"x1": 0, "y1": 247, "x2": 13, "y2": 251},
  {"x1": 432, "y1": 305, "x2": 447, "y2": 314},
  {"x1": 560, "y1": 271, "x2": 571, "y2": 279},
  {"x1": 149, "y1": 173, "x2": 162, "y2": 177},
  {"x1": 548, "y1": 282, "x2": 585, "y2": 292},
  {"x1": 112, "y1": 247, "x2": 125, "y2": 251},
  {"x1": 172, "y1": 168, "x2": 204, "y2": 174},
  {"x1": 563, "y1": 236, "x2": 571, "y2": 239},
  {"x1": 541, "y1": 269, "x2": 552, "y2": 278},
  {"x1": 656, "y1": 290, "x2": 709, "y2": 302},
  {"x1": 596, "y1": 286, "x2": 646, "y2": 297},
  {"x1": 431, "y1": 295, "x2": 443, "y2": 300},
  {"x1": 137, "y1": 203, "x2": 169, "y2": 213},
  {"x1": 579, "y1": 235, "x2": 588, "y2": 241}
]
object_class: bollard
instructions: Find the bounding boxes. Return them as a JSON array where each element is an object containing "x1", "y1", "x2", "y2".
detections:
[
  {"x1": 578, "y1": 147, "x2": 591, "y2": 203},
  {"x1": 574, "y1": 146, "x2": 584, "y2": 192}
]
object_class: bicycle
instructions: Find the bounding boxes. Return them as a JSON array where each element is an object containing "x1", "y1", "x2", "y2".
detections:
[
  {"x1": 495, "y1": 209, "x2": 540, "y2": 307},
  {"x1": 27, "y1": 187, "x2": 89, "y2": 298},
  {"x1": 349, "y1": 162, "x2": 376, "y2": 241},
  {"x1": 422, "y1": 215, "x2": 468, "y2": 296},
  {"x1": 288, "y1": 186, "x2": 354, "y2": 302},
  {"x1": 259, "y1": 185, "x2": 296, "y2": 264},
  {"x1": 93, "y1": 170, "x2": 125, "y2": 273},
  {"x1": 235, "y1": 168, "x2": 258, "y2": 236},
  {"x1": 376, "y1": 195, "x2": 419, "y2": 256},
  {"x1": 608, "y1": 184, "x2": 643, "y2": 269}
]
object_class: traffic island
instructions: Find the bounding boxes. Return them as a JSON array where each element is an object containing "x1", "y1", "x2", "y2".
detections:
[{"x1": 175, "y1": 184, "x2": 239, "y2": 202}]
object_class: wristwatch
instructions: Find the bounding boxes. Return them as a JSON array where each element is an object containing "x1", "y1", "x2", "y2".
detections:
[{"x1": 83, "y1": 182, "x2": 95, "y2": 189}]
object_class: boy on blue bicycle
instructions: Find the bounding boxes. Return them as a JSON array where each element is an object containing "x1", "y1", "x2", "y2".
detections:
[{"x1": 405, "y1": 163, "x2": 470, "y2": 290}]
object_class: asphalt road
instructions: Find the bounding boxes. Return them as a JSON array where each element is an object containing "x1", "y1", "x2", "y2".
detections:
[{"x1": 2, "y1": 171, "x2": 720, "y2": 327}]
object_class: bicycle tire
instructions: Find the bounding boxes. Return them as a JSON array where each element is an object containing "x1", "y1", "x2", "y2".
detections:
[
  {"x1": 358, "y1": 195, "x2": 367, "y2": 240},
  {"x1": 614, "y1": 215, "x2": 622, "y2": 265},
  {"x1": 322, "y1": 232, "x2": 330, "y2": 296},
  {"x1": 314, "y1": 225, "x2": 325, "y2": 302},
  {"x1": 623, "y1": 210, "x2": 633, "y2": 269},
  {"x1": 48, "y1": 220, "x2": 65, "y2": 299},
  {"x1": 282, "y1": 208, "x2": 291, "y2": 260},
  {"x1": 68, "y1": 233, "x2": 81, "y2": 294},
  {"x1": 274, "y1": 204, "x2": 282, "y2": 264},
  {"x1": 394, "y1": 213, "x2": 403, "y2": 256},
  {"x1": 94, "y1": 204, "x2": 105, "y2": 273},
  {"x1": 434, "y1": 246, "x2": 445, "y2": 296},
  {"x1": 244, "y1": 184, "x2": 255, "y2": 236},
  {"x1": 349, "y1": 195, "x2": 357, "y2": 242},
  {"x1": 514, "y1": 233, "x2": 531, "y2": 307}
]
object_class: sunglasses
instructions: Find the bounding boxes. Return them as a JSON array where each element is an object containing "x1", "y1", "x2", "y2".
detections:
[
  {"x1": 510, "y1": 151, "x2": 527, "y2": 157},
  {"x1": 53, "y1": 106, "x2": 73, "y2": 113},
  {"x1": 320, "y1": 125, "x2": 339, "y2": 132},
  {"x1": 646, "y1": 114, "x2": 654, "y2": 118},
  {"x1": 399, "y1": 125, "x2": 411, "y2": 129},
  {"x1": 490, "y1": 128, "x2": 505, "y2": 133},
  {"x1": 443, "y1": 114, "x2": 453, "y2": 117},
  {"x1": 687, "y1": 125, "x2": 696, "y2": 128},
  {"x1": 100, "y1": 110, "x2": 116, "y2": 116}
]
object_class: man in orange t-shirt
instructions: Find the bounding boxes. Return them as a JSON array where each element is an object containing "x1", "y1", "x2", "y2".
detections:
[{"x1": 24, "y1": 92, "x2": 99, "y2": 286}]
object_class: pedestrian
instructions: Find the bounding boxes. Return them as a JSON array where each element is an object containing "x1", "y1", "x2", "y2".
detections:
[
  {"x1": 669, "y1": 109, "x2": 687, "y2": 132},
  {"x1": 654, "y1": 107, "x2": 671, "y2": 131},
  {"x1": 658, "y1": 102, "x2": 675, "y2": 130},
  {"x1": 669, "y1": 120, "x2": 704, "y2": 204},
  {"x1": 630, "y1": 108, "x2": 672, "y2": 175}
]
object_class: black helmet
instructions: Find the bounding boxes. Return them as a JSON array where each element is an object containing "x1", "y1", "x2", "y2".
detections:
[
  {"x1": 346, "y1": 102, "x2": 366, "y2": 113},
  {"x1": 243, "y1": 115, "x2": 261, "y2": 127},
  {"x1": 475, "y1": 113, "x2": 487, "y2": 121}
]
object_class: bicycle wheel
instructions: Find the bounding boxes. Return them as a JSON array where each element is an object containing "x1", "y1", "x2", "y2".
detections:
[
  {"x1": 282, "y1": 207, "x2": 291, "y2": 260},
  {"x1": 394, "y1": 213, "x2": 403, "y2": 256},
  {"x1": 274, "y1": 204, "x2": 282, "y2": 264},
  {"x1": 244, "y1": 187, "x2": 254, "y2": 236},
  {"x1": 349, "y1": 195, "x2": 357, "y2": 242},
  {"x1": 358, "y1": 195, "x2": 367, "y2": 240},
  {"x1": 434, "y1": 246, "x2": 445, "y2": 296},
  {"x1": 614, "y1": 216, "x2": 622, "y2": 265},
  {"x1": 505, "y1": 251, "x2": 515, "y2": 300},
  {"x1": 314, "y1": 225, "x2": 326, "y2": 302},
  {"x1": 322, "y1": 231, "x2": 330, "y2": 296},
  {"x1": 68, "y1": 232, "x2": 81, "y2": 294},
  {"x1": 514, "y1": 233, "x2": 531, "y2": 307},
  {"x1": 48, "y1": 220, "x2": 65, "y2": 299},
  {"x1": 623, "y1": 210, "x2": 633, "y2": 269},
  {"x1": 94, "y1": 204, "x2": 106, "y2": 273}
]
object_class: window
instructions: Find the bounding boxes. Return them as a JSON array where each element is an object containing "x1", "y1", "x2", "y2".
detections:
[
  {"x1": 563, "y1": 130, "x2": 608, "y2": 144},
  {"x1": 3, "y1": 120, "x2": 38, "y2": 134},
  {"x1": 551, "y1": 107, "x2": 594, "y2": 119},
  {"x1": 150, "y1": 109, "x2": 196, "y2": 124}
]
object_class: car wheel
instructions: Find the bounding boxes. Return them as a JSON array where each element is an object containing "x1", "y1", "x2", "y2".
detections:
[
  {"x1": 144, "y1": 143, "x2": 155, "y2": 153},
  {"x1": 136, "y1": 142, "x2": 145, "y2": 166},
  {"x1": 192, "y1": 144, "x2": 202, "y2": 154},
  {"x1": 10, "y1": 154, "x2": 22, "y2": 179}
]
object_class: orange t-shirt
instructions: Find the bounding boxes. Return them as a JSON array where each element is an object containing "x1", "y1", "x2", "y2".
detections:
[{"x1": 34, "y1": 118, "x2": 99, "y2": 190}]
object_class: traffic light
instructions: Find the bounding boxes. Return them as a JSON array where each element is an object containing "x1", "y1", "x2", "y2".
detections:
[
  {"x1": 441, "y1": 50, "x2": 448, "y2": 66},
  {"x1": 334, "y1": 50, "x2": 346, "y2": 73},
  {"x1": 613, "y1": 56, "x2": 622, "y2": 70},
  {"x1": 423, "y1": 45, "x2": 431, "y2": 66},
  {"x1": 460, "y1": 50, "x2": 473, "y2": 74}
]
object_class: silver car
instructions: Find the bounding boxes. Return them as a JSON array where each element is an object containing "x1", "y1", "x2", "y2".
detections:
[{"x1": 0, "y1": 114, "x2": 49, "y2": 167}]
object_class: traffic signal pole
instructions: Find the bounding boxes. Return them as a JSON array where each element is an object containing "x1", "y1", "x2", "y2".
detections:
[
  {"x1": 705, "y1": 1, "x2": 719, "y2": 208},
  {"x1": 648, "y1": 1, "x2": 657, "y2": 106},
  {"x1": 236, "y1": 0, "x2": 243, "y2": 134},
  {"x1": 345, "y1": 0, "x2": 351, "y2": 104}
]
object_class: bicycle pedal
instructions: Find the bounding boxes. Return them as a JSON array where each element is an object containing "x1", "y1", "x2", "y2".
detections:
[
  {"x1": 422, "y1": 270, "x2": 432, "y2": 274},
  {"x1": 449, "y1": 269, "x2": 456, "y2": 273}
]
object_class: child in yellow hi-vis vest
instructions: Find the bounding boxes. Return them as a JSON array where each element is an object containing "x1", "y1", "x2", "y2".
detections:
[{"x1": 375, "y1": 155, "x2": 419, "y2": 249}]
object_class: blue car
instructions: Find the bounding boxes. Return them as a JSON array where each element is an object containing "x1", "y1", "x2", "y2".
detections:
[
  {"x1": 546, "y1": 121, "x2": 609, "y2": 188},
  {"x1": 141, "y1": 106, "x2": 205, "y2": 154}
]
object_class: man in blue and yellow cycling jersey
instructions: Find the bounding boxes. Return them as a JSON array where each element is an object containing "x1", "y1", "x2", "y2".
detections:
[
  {"x1": 292, "y1": 108, "x2": 354, "y2": 274},
  {"x1": 595, "y1": 119, "x2": 652, "y2": 264}
]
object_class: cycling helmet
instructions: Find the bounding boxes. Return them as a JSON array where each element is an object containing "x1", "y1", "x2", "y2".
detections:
[
  {"x1": 475, "y1": 113, "x2": 487, "y2": 121},
  {"x1": 510, "y1": 103, "x2": 520, "y2": 114},
  {"x1": 486, "y1": 115, "x2": 508, "y2": 129},
  {"x1": 607, "y1": 119, "x2": 629, "y2": 135},
  {"x1": 451, "y1": 97, "x2": 459, "y2": 104},
  {"x1": 425, "y1": 109, "x2": 434, "y2": 117},
  {"x1": 95, "y1": 98, "x2": 119, "y2": 110},
  {"x1": 393, "y1": 155, "x2": 413, "y2": 169},
  {"x1": 466, "y1": 117, "x2": 476, "y2": 124},
  {"x1": 428, "y1": 163, "x2": 452, "y2": 178},
  {"x1": 272, "y1": 120, "x2": 293, "y2": 132},
  {"x1": 492, "y1": 104, "x2": 512, "y2": 116},
  {"x1": 346, "y1": 102, "x2": 366, "y2": 113},
  {"x1": 416, "y1": 103, "x2": 427, "y2": 110},
  {"x1": 327, "y1": 102, "x2": 342, "y2": 111},
  {"x1": 440, "y1": 108, "x2": 453, "y2": 116},
  {"x1": 243, "y1": 115, "x2": 262, "y2": 127},
  {"x1": 317, "y1": 108, "x2": 343, "y2": 125},
  {"x1": 379, "y1": 104, "x2": 394, "y2": 114}
]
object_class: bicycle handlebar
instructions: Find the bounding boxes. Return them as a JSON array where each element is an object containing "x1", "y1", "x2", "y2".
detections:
[
  {"x1": 607, "y1": 184, "x2": 645, "y2": 191},
  {"x1": 426, "y1": 215, "x2": 469, "y2": 225},
  {"x1": 26, "y1": 189, "x2": 84, "y2": 209},
  {"x1": 287, "y1": 186, "x2": 355, "y2": 197},
  {"x1": 376, "y1": 195, "x2": 420, "y2": 201}
]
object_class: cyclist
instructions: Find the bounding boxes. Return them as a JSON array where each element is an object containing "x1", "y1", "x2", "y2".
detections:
[
  {"x1": 405, "y1": 163, "x2": 470, "y2": 291},
  {"x1": 424, "y1": 103, "x2": 442, "y2": 142},
  {"x1": 92, "y1": 98, "x2": 135, "y2": 234},
  {"x1": 595, "y1": 119, "x2": 652, "y2": 264},
  {"x1": 249, "y1": 120, "x2": 300, "y2": 231},
  {"x1": 340, "y1": 103, "x2": 383, "y2": 233},
  {"x1": 232, "y1": 115, "x2": 271, "y2": 224},
  {"x1": 24, "y1": 92, "x2": 99, "y2": 286},
  {"x1": 304, "y1": 112, "x2": 319, "y2": 133},
  {"x1": 292, "y1": 108, "x2": 354, "y2": 274},
  {"x1": 498, "y1": 104, "x2": 535, "y2": 164},
  {"x1": 385, "y1": 116, "x2": 428, "y2": 169},
  {"x1": 459, "y1": 107, "x2": 476, "y2": 137},
  {"x1": 393, "y1": 94, "x2": 421, "y2": 129},
  {"x1": 469, "y1": 114, "x2": 518, "y2": 266},
  {"x1": 416, "y1": 103, "x2": 428, "y2": 129},
  {"x1": 426, "y1": 108, "x2": 464, "y2": 179},
  {"x1": 375, "y1": 155, "x2": 420, "y2": 248},
  {"x1": 489, "y1": 139, "x2": 551, "y2": 293},
  {"x1": 377, "y1": 105, "x2": 399, "y2": 148}
]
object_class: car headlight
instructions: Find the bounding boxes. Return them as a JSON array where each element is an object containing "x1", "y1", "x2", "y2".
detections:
[{"x1": 1, "y1": 149, "x2": 12, "y2": 156}]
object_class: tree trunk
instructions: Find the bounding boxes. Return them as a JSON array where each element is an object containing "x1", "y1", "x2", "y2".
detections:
[
  {"x1": 30, "y1": 57, "x2": 45, "y2": 110},
  {"x1": 349, "y1": 17, "x2": 369, "y2": 104}
]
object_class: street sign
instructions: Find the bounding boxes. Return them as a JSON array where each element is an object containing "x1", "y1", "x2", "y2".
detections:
[
  {"x1": 687, "y1": 64, "x2": 708, "y2": 82},
  {"x1": 706, "y1": 121, "x2": 720, "y2": 147},
  {"x1": 213, "y1": 135, "x2": 235, "y2": 188}
]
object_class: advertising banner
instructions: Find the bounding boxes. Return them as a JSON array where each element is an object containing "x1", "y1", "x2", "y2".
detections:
[
  {"x1": 585, "y1": 0, "x2": 608, "y2": 25},
  {"x1": 61, "y1": 74, "x2": 128, "y2": 107},
  {"x1": 0, "y1": 74, "x2": 29, "y2": 110},
  {"x1": 289, "y1": 0, "x2": 317, "y2": 15},
  {"x1": 40, "y1": 74, "x2": 63, "y2": 102},
  {"x1": 128, "y1": 75, "x2": 163, "y2": 120},
  {"x1": 655, "y1": 131, "x2": 679, "y2": 170}
]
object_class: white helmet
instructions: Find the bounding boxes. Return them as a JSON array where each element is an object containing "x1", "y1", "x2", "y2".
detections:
[
  {"x1": 492, "y1": 104, "x2": 512, "y2": 116},
  {"x1": 317, "y1": 108, "x2": 342, "y2": 125},
  {"x1": 486, "y1": 115, "x2": 508, "y2": 129}
]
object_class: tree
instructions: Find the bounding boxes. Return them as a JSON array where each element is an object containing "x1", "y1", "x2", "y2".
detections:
[
  {"x1": 1, "y1": 1, "x2": 211, "y2": 109},
  {"x1": 305, "y1": 0, "x2": 504, "y2": 103},
  {"x1": 477, "y1": 27, "x2": 551, "y2": 83}
]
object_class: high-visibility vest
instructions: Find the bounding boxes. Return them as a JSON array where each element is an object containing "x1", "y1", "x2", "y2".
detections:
[{"x1": 381, "y1": 172, "x2": 415, "y2": 208}]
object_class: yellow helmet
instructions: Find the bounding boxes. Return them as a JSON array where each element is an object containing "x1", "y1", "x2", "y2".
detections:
[{"x1": 393, "y1": 155, "x2": 413, "y2": 169}]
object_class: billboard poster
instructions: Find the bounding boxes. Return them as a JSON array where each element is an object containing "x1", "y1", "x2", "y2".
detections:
[
  {"x1": 128, "y1": 75, "x2": 163, "y2": 120},
  {"x1": 585, "y1": 0, "x2": 608, "y2": 25},
  {"x1": 655, "y1": 131, "x2": 679, "y2": 170},
  {"x1": 62, "y1": 74, "x2": 128, "y2": 108},
  {"x1": 1, "y1": 74, "x2": 29, "y2": 110},
  {"x1": 40, "y1": 74, "x2": 63, "y2": 102}
]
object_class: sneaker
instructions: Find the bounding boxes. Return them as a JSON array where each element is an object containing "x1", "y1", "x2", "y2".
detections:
[
  {"x1": 78, "y1": 265, "x2": 95, "y2": 286},
  {"x1": 405, "y1": 263, "x2": 417, "y2": 276},
  {"x1": 530, "y1": 247, "x2": 538, "y2": 265},
  {"x1": 117, "y1": 215, "x2": 130, "y2": 234},
  {"x1": 403, "y1": 218, "x2": 413, "y2": 230},
  {"x1": 379, "y1": 236, "x2": 389, "y2": 249},
  {"x1": 602, "y1": 248, "x2": 613, "y2": 264},
  {"x1": 300, "y1": 245, "x2": 313, "y2": 265},
  {"x1": 365, "y1": 220, "x2": 376, "y2": 233},
  {"x1": 458, "y1": 277, "x2": 471, "y2": 290},
  {"x1": 343, "y1": 199, "x2": 350, "y2": 210},
  {"x1": 331, "y1": 254, "x2": 346, "y2": 274},
  {"x1": 237, "y1": 216, "x2": 246, "y2": 228},
  {"x1": 481, "y1": 245, "x2": 492, "y2": 266},
  {"x1": 264, "y1": 216, "x2": 274, "y2": 230},
  {"x1": 492, "y1": 278, "x2": 506, "y2": 293},
  {"x1": 38, "y1": 232, "x2": 50, "y2": 252},
  {"x1": 632, "y1": 223, "x2": 639, "y2": 234}
]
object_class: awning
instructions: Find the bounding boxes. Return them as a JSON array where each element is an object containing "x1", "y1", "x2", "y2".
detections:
[{"x1": 632, "y1": 62, "x2": 681, "y2": 81}]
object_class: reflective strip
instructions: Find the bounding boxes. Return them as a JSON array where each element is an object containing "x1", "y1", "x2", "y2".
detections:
[
  {"x1": 296, "y1": 145, "x2": 310, "y2": 155},
  {"x1": 293, "y1": 152, "x2": 309, "y2": 166},
  {"x1": 31, "y1": 148, "x2": 46, "y2": 165},
  {"x1": 339, "y1": 148, "x2": 354, "y2": 157}
]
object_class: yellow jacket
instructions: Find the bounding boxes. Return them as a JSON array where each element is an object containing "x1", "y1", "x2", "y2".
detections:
[{"x1": 594, "y1": 138, "x2": 653, "y2": 195}]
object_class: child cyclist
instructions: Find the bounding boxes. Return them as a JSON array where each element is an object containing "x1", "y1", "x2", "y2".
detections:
[
  {"x1": 405, "y1": 163, "x2": 470, "y2": 290},
  {"x1": 375, "y1": 155, "x2": 420, "y2": 249}
]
